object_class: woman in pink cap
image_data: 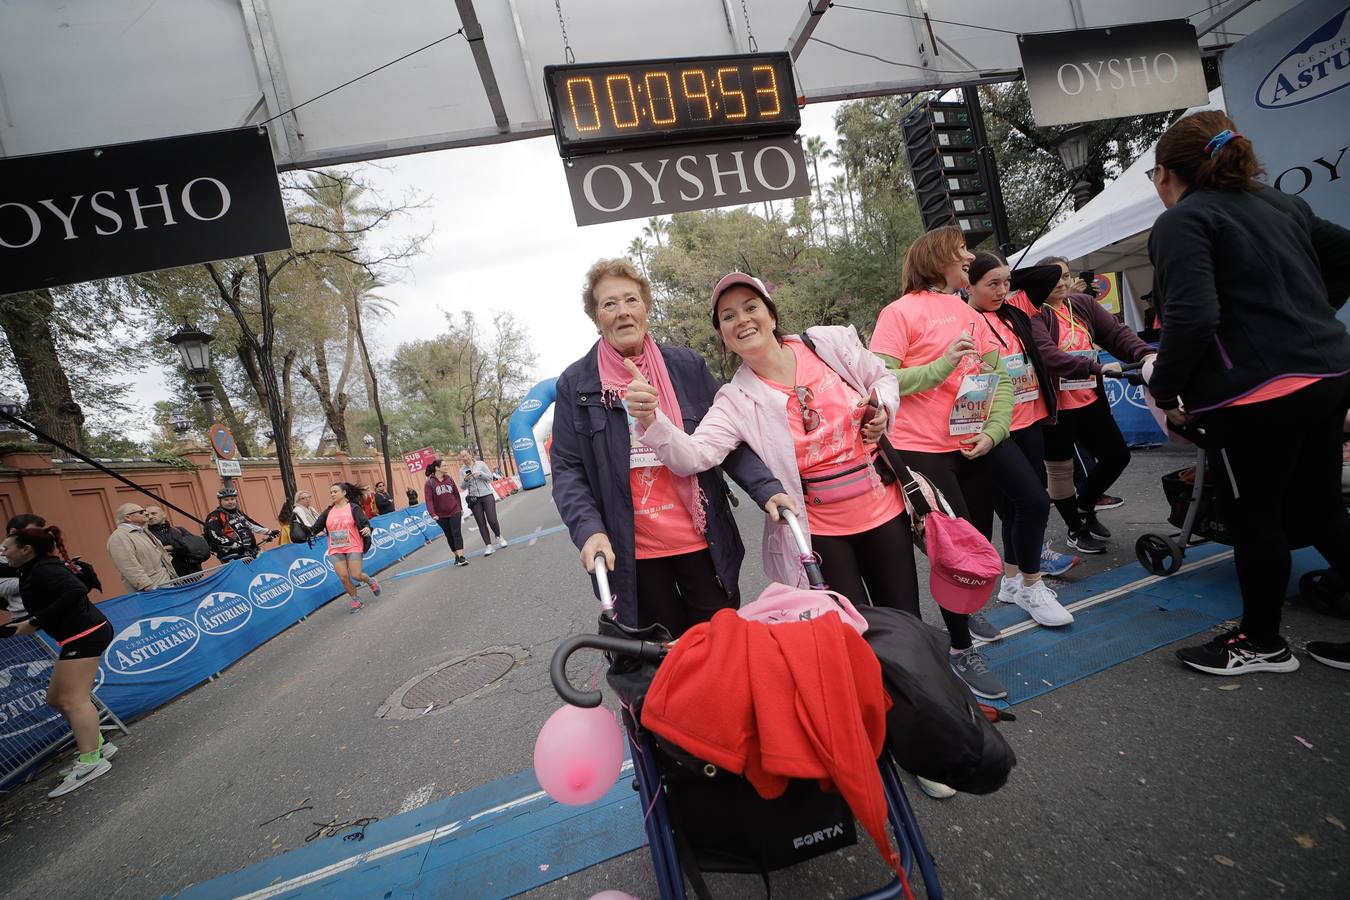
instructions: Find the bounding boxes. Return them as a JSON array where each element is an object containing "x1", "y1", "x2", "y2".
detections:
[{"x1": 626, "y1": 271, "x2": 921, "y2": 618}]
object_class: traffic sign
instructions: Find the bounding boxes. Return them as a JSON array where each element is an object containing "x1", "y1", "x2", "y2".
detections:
[
  {"x1": 216, "y1": 458, "x2": 242, "y2": 477},
  {"x1": 209, "y1": 423, "x2": 237, "y2": 459}
]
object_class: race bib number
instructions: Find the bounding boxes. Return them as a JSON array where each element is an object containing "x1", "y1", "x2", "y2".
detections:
[
  {"x1": 624, "y1": 402, "x2": 661, "y2": 469},
  {"x1": 330, "y1": 529, "x2": 351, "y2": 546},
  {"x1": 1059, "y1": 349, "x2": 1099, "y2": 391},
  {"x1": 1004, "y1": 353, "x2": 1039, "y2": 404},
  {"x1": 949, "y1": 373, "x2": 997, "y2": 435}
]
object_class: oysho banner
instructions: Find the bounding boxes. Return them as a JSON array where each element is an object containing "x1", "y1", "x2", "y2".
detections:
[
  {"x1": 37, "y1": 505, "x2": 436, "y2": 726},
  {"x1": 1019, "y1": 20, "x2": 1210, "y2": 127}
]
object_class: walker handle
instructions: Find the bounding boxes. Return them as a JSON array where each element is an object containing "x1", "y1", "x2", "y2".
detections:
[
  {"x1": 780, "y1": 509, "x2": 827, "y2": 590},
  {"x1": 549, "y1": 633, "x2": 667, "y2": 707},
  {"x1": 593, "y1": 553, "x2": 615, "y2": 615}
]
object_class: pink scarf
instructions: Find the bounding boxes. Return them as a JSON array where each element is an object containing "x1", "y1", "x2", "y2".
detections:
[{"x1": 597, "y1": 333, "x2": 708, "y2": 534}]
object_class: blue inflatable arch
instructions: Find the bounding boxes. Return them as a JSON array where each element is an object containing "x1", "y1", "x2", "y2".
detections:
[{"x1": 508, "y1": 378, "x2": 557, "y2": 490}]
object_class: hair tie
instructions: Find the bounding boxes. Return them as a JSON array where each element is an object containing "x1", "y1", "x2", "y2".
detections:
[{"x1": 1204, "y1": 129, "x2": 1242, "y2": 157}]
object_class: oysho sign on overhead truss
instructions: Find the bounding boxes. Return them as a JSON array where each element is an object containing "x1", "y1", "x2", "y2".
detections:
[
  {"x1": 1019, "y1": 20, "x2": 1211, "y2": 127},
  {"x1": 0, "y1": 127, "x2": 290, "y2": 296},
  {"x1": 563, "y1": 136, "x2": 810, "y2": 226}
]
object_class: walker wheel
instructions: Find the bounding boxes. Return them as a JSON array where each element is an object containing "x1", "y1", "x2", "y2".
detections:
[{"x1": 1136, "y1": 534, "x2": 1183, "y2": 576}]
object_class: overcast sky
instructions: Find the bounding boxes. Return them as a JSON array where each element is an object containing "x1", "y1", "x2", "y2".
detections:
[{"x1": 126, "y1": 102, "x2": 845, "y2": 441}]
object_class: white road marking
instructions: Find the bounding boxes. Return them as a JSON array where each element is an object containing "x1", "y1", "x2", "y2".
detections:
[
  {"x1": 232, "y1": 760, "x2": 635, "y2": 900},
  {"x1": 397, "y1": 783, "x2": 436, "y2": 815}
]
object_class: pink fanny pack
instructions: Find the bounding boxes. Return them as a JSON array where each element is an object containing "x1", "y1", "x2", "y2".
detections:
[{"x1": 801, "y1": 458, "x2": 875, "y2": 506}]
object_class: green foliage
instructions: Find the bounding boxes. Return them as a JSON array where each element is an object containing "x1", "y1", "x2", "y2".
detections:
[{"x1": 81, "y1": 429, "x2": 149, "y2": 458}]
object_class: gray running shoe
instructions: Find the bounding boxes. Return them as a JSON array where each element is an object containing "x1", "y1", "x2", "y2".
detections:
[
  {"x1": 950, "y1": 647, "x2": 1009, "y2": 700},
  {"x1": 48, "y1": 757, "x2": 111, "y2": 798},
  {"x1": 968, "y1": 612, "x2": 1002, "y2": 642},
  {"x1": 60, "y1": 741, "x2": 117, "y2": 777}
]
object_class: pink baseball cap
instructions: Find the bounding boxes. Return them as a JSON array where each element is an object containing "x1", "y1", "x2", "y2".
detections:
[
  {"x1": 710, "y1": 271, "x2": 772, "y2": 316},
  {"x1": 925, "y1": 512, "x2": 1002, "y2": 614}
]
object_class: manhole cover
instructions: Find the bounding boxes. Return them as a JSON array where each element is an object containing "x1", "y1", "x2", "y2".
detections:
[
  {"x1": 400, "y1": 652, "x2": 516, "y2": 709},
  {"x1": 377, "y1": 646, "x2": 527, "y2": 720}
]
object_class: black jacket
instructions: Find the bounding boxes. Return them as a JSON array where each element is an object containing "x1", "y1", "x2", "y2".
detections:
[
  {"x1": 18, "y1": 555, "x2": 108, "y2": 643},
  {"x1": 984, "y1": 303, "x2": 1058, "y2": 424},
  {"x1": 148, "y1": 521, "x2": 209, "y2": 577},
  {"x1": 551, "y1": 341, "x2": 786, "y2": 625},
  {"x1": 1148, "y1": 186, "x2": 1350, "y2": 412},
  {"x1": 373, "y1": 492, "x2": 395, "y2": 516},
  {"x1": 204, "y1": 507, "x2": 270, "y2": 559}
]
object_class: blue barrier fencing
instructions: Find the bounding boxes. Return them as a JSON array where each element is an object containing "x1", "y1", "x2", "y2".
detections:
[{"x1": 0, "y1": 504, "x2": 441, "y2": 787}]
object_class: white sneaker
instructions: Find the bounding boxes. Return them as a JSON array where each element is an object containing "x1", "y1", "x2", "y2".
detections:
[
  {"x1": 495, "y1": 536, "x2": 508, "y2": 549},
  {"x1": 916, "y1": 776, "x2": 956, "y2": 799},
  {"x1": 997, "y1": 575, "x2": 1022, "y2": 604},
  {"x1": 60, "y1": 741, "x2": 117, "y2": 776},
  {"x1": 1015, "y1": 579, "x2": 1074, "y2": 627},
  {"x1": 483, "y1": 544, "x2": 495, "y2": 556},
  {"x1": 49, "y1": 757, "x2": 111, "y2": 798}
]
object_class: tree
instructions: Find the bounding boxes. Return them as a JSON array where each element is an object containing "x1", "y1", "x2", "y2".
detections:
[
  {"x1": 642, "y1": 216, "x2": 669, "y2": 249},
  {"x1": 804, "y1": 135, "x2": 831, "y2": 249},
  {"x1": 627, "y1": 237, "x2": 650, "y2": 278},
  {"x1": 483, "y1": 311, "x2": 538, "y2": 474}
]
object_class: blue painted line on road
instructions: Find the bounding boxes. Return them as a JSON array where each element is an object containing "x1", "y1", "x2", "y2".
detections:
[
  {"x1": 388, "y1": 524, "x2": 570, "y2": 581},
  {"x1": 174, "y1": 545, "x2": 1329, "y2": 899}
]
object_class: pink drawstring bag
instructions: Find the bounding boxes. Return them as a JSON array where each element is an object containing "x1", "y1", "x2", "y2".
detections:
[{"x1": 737, "y1": 582, "x2": 869, "y2": 635}]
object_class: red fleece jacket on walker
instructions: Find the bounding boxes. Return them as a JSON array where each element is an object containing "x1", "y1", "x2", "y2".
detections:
[{"x1": 640, "y1": 608, "x2": 901, "y2": 876}]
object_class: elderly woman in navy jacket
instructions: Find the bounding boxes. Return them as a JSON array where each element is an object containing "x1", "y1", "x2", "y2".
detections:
[{"x1": 552, "y1": 258, "x2": 791, "y2": 636}]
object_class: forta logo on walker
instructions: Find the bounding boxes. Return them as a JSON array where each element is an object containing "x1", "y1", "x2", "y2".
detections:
[
  {"x1": 287, "y1": 557, "x2": 328, "y2": 591},
  {"x1": 195, "y1": 591, "x2": 254, "y2": 635},
  {"x1": 105, "y1": 617, "x2": 200, "y2": 675}
]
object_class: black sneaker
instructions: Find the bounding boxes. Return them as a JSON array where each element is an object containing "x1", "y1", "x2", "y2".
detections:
[
  {"x1": 1306, "y1": 640, "x2": 1350, "y2": 671},
  {"x1": 968, "y1": 612, "x2": 1002, "y2": 642},
  {"x1": 1067, "y1": 529, "x2": 1107, "y2": 554},
  {"x1": 1095, "y1": 495, "x2": 1125, "y2": 511},
  {"x1": 1176, "y1": 626, "x2": 1300, "y2": 675},
  {"x1": 454, "y1": 556, "x2": 469, "y2": 567},
  {"x1": 1079, "y1": 510, "x2": 1112, "y2": 539}
]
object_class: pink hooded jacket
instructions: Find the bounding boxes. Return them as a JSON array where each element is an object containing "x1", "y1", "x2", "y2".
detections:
[{"x1": 636, "y1": 325, "x2": 900, "y2": 588}]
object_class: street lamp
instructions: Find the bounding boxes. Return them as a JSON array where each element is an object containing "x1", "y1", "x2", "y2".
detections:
[
  {"x1": 0, "y1": 393, "x2": 23, "y2": 419},
  {"x1": 170, "y1": 412, "x2": 191, "y2": 439},
  {"x1": 166, "y1": 322, "x2": 231, "y2": 490},
  {"x1": 363, "y1": 433, "x2": 376, "y2": 453},
  {"x1": 1055, "y1": 124, "x2": 1095, "y2": 210}
]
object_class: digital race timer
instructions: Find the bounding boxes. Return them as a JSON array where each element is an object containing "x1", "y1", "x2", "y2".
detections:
[{"x1": 544, "y1": 52, "x2": 800, "y2": 156}]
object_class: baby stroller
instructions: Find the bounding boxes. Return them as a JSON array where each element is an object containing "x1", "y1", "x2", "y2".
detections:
[{"x1": 549, "y1": 510, "x2": 943, "y2": 899}]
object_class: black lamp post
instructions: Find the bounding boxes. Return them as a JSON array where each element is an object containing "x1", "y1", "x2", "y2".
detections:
[
  {"x1": 166, "y1": 323, "x2": 231, "y2": 490},
  {"x1": 1055, "y1": 124, "x2": 1095, "y2": 211}
]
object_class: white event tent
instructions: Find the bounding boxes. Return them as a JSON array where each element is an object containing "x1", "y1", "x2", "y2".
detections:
[{"x1": 1012, "y1": 88, "x2": 1227, "y2": 329}]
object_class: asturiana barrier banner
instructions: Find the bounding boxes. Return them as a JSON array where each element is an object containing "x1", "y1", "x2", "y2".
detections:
[{"x1": 13, "y1": 505, "x2": 439, "y2": 742}]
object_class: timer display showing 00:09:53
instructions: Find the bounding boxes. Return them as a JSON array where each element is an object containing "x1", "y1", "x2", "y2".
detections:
[{"x1": 557, "y1": 61, "x2": 791, "y2": 141}]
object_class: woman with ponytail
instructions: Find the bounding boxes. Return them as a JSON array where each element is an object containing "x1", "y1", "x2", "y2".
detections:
[
  {"x1": 1147, "y1": 110, "x2": 1350, "y2": 676},
  {"x1": 0, "y1": 526, "x2": 117, "y2": 797}
]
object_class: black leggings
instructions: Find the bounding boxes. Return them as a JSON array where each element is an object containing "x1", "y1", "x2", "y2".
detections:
[
  {"x1": 1203, "y1": 373, "x2": 1350, "y2": 643},
  {"x1": 435, "y1": 515, "x2": 464, "y2": 553},
  {"x1": 811, "y1": 512, "x2": 921, "y2": 617},
  {"x1": 989, "y1": 424, "x2": 1051, "y2": 574},
  {"x1": 469, "y1": 494, "x2": 502, "y2": 544},
  {"x1": 900, "y1": 448, "x2": 994, "y2": 650},
  {"x1": 1043, "y1": 393, "x2": 1129, "y2": 509},
  {"x1": 634, "y1": 549, "x2": 736, "y2": 637}
]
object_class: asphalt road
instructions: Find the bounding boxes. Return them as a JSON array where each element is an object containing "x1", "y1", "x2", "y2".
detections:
[{"x1": 1, "y1": 446, "x2": 1347, "y2": 899}]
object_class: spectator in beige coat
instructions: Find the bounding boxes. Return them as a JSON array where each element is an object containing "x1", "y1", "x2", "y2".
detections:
[{"x1": 107, "y1": 503, "x2": 176, "y2": 593}]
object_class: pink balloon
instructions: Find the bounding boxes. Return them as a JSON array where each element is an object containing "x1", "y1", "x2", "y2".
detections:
[{"x1": 533, "y1": 704, "x2": 624, "y2": 806}]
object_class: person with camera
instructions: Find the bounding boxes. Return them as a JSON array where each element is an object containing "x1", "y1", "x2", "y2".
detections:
[
  {"x1": 1029, "y1": 257, "x2": 1155, "y2": 555},
  {"x1": 203, "y1": 487, "x2": 278, "y2": 562},
  {"x1": 460, "y1": 449, "x2": 508, "y2": 556}
]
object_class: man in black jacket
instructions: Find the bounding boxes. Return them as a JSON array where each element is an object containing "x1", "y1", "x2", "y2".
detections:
[
  {"x1": 372, "y1": 482, "x2": 396, "y2": 516},
  {"x1": 146, "y1": 507, "x2": 209, "y2": 577}
]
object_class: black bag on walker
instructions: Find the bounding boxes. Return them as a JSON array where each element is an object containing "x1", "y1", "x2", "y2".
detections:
[{"x1": 860, "y1": 606, "x2": 1016, "y2": 794}]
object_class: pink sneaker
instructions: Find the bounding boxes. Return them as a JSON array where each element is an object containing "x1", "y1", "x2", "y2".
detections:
[
  {"x1": 350, "y1": 598, "x2": 364, "y2": 611},
  {"x1": 369, "y1": 578, "x2": 382, "y2": 597}
]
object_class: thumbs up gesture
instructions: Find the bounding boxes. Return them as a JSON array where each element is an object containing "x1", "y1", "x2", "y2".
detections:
[{"x1": 623, "y1": 358, "x2": 659, "y2": 427}]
